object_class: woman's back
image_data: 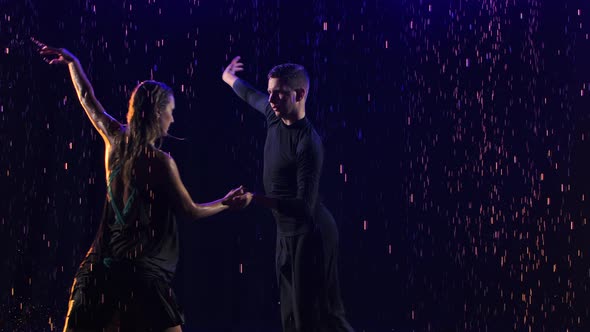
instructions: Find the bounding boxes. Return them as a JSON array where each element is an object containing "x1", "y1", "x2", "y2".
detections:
[{"x1": 93, "y1": 145, "x2": 179, "y2": 282}]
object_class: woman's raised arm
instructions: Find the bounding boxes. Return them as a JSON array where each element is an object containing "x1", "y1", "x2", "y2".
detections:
[{"x1": 38, "y1": 42, "x2": 123, "y2": 146}]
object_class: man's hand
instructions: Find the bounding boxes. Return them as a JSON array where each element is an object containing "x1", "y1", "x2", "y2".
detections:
[{"x1": 222, "y1": 56, "x2": 244, "y2": 87}]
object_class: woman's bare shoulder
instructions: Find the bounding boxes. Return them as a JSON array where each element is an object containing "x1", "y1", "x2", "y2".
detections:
[{"x1": 147, "y1": 148, "x2": 177, "y2": 173}]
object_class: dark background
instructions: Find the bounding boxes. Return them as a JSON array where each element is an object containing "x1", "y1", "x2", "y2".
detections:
[{"x1": 1, "y1": 0, "x2": 590, "y2": 331}]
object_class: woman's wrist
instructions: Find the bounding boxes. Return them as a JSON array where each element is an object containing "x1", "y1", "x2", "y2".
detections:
[{"x1": 219, "y1": 198, "x2": 230, "y2": 209}]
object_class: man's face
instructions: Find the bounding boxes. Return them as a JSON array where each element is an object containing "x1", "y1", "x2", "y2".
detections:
[{"x1": 267, "y1": 78, "x2": 298, "y2": 118}]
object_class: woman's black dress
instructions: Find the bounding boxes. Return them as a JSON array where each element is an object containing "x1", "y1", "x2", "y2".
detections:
[{"x1": 64, "y1": 163, "x2": 184, "y2": 331}]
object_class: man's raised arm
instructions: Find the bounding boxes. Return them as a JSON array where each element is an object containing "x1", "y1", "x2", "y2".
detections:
[{"x1": 222, "y1": 56, "x2": 272, "y2": 116}]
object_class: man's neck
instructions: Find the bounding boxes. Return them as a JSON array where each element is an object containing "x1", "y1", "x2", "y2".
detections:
[{"x1": 281, "y1": 109, "x2": 306, "y2": 126}]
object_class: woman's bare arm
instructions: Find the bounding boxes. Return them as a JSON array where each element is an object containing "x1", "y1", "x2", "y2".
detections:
[
  {"x1": 162, "y1": 154, "x2": 246, "y2": 219},
  {"x1": 39, "y1": 44, "x2": 123, "y2": 145}
]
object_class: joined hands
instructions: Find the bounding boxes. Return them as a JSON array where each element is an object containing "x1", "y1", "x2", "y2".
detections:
[{"x1": 222, "y1": 185, "x2": 254, "y2": 210}]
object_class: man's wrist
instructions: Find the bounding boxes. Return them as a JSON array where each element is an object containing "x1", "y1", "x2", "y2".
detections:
[{"x1": 223, "y1": 74, "x2": 238, "y2": 87}]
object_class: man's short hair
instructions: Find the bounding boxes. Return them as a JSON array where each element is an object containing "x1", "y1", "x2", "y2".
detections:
[{"x1": 267, "y1": 63, "x2": 310, "y2": 93}]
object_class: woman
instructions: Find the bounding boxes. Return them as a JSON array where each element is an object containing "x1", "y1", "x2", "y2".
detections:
[{"x1": 38, "y1": 43, "x2": 247, "y2": 332}]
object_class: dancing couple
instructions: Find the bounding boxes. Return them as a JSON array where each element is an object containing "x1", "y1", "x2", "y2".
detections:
[{"x1": 37, "y1": 41, "x2": 354, "y2": 332}]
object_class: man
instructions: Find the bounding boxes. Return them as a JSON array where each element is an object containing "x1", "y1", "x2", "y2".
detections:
[{"x1": 222, "y1": 56, "x2": 354, "y2": 332}]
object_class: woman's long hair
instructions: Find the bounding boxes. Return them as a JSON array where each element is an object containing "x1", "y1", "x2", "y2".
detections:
[{"x1": 113, "y1": 80, "x2": 173, "y2": 189}]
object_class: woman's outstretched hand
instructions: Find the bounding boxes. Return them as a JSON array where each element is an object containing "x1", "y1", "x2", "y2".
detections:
[
  {"x1": 222, "y1": 186, "x2": 252, "y2": 210},
  {"x1": 33, "y1": 39, "x2": 77, "y2": 65}
]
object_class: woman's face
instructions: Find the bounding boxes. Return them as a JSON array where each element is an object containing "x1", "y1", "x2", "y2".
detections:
[{"x1": 159, "y1": 95, "x2": 175, "y2": 136}]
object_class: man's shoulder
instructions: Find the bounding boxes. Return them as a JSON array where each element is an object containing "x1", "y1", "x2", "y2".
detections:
[
  {"x1": 297, "y1": 126, "x2": 323, "y2": 154},
  {"x1": 303, "y1": 120, "x2": 322, "y2": 143}
]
